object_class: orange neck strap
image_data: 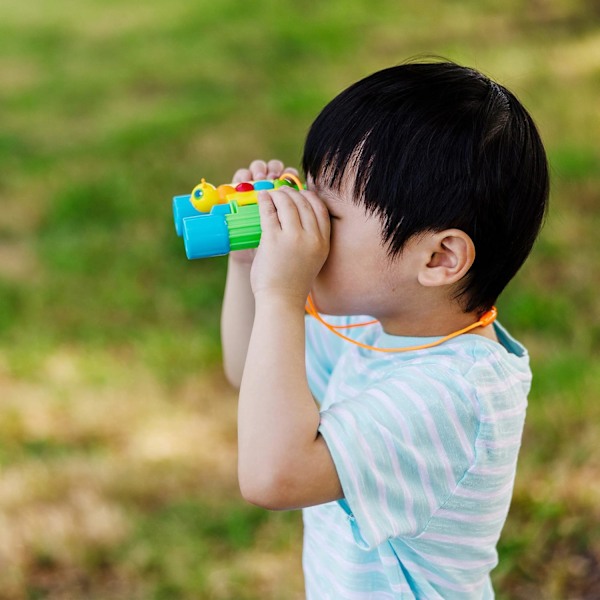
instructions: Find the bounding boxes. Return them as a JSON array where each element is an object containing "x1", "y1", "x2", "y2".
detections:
[{"x1": 305, "y1": 294, "x2": 498, "y2": 353}]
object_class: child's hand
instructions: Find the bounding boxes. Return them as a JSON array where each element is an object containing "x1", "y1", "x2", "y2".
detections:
[
  {"x1": 230, "y1": 159, "x2": 299, "y2": 265},
  {"x1": 232, "y1": 159, "x2": 299, "y2": 185},
  {"x1": 251, "y1": 186, "x2": 330, "y2": 308}
]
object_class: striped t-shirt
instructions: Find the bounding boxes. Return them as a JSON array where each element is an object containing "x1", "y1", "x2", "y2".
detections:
[{"x1": 303, "y1": 314, "x2": 531, "y2": 599}]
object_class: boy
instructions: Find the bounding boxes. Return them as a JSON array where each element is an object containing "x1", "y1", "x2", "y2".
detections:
[{"x1": 220, "y1": 61, "x2": 549, "y2": 598}]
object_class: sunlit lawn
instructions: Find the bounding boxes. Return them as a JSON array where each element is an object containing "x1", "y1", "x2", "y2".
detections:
[{"x1": 1, "y1": 0, "x2": 599, "y2": 598}]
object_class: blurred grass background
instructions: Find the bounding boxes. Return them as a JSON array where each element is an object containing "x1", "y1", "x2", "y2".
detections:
[{"x1": 0, "y1": 0, "x2": 599, "y2": 598}]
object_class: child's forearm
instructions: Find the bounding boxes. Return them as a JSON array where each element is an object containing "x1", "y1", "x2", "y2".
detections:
[
  {"x1": 237, "y1": 295, "x2": 323, "y2": 508},
  {"x1": 236, "y1": 186, "x2": 342, "y2": 509},
  {"x1": 220, "y1": 160, "x2": 298, "y2": 387},
  {"x1": 221, "y1": 256, "x2": 255, "y2": 388}
]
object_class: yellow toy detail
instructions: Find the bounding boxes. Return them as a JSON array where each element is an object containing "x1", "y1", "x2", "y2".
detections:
[
  {"x1": 188, "y1": 173, "x2": 304, "y2": 214},
  {"x1": 217, "y1": 184, "x2": 236, "y2": 200},
  {"x1": 190, "y1": 179, "x2": 220, "y2": 212}
]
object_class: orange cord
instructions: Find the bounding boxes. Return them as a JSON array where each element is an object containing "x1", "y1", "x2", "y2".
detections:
[{"x1": 305, "y1": 294, "x2": 497, "y2": 353}]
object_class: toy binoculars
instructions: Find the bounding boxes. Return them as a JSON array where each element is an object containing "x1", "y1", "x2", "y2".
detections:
[{"x1": 172, "y1": 174, "x2": 303, "y2": 259}]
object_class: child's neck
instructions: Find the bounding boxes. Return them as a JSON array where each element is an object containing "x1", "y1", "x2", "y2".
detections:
[{"x1": 377, "y1": 302, "x2": 499, "y2": 343}]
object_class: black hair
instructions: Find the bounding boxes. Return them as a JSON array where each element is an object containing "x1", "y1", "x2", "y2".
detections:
[{"x1": 302, "y1": 60, "x2": 549, "y2": 313}]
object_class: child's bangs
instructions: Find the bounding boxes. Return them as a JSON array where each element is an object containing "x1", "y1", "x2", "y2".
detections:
[{"x1": 303, "y1": 117, "x2": 374, "y2": 203}]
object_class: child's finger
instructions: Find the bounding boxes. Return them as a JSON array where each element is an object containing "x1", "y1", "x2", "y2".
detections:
[
  {"x1": 282, "y1": 189, "x2": 321, "y2": 234},
  {"x1": 257, "y1": 191, "x2": 282, "y2": 231},
  {"x1": 232, "y1": 168, "x2": 252, "y2": 184},
  {"x1": 233, "y1": 161, "x2": 299, "y2": 186},
  {"x1": 268, "y1": 161, "x2": 299, "y2": 180},
  {"x1": 266, "y1": 159, "x2": 285, "y2": 179},
  {"x1": 274, "y1": 189, "x2": 329, "y2": 252},
  {"x1": 268, "y1": 190, "x2": 303, "y2": 231},
  {"x1": 249, "y1": 160, "x2": 268, "y2": 180},
  {"x1": 301, "y1": 191, "x2": 331, "y2": 240}
]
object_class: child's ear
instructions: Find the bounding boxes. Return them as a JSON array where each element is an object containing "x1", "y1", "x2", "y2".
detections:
[{"x1": 417, "y1": 229, "x2": 475, "y2": 287}]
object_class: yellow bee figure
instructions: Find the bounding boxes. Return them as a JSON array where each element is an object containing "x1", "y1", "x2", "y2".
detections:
[
  {"x1": 189, "y1": 179, "x2": 219, "y2": 212},
  {"x1": 189, "y1": 179, "x2": 237, "y2": 212}
]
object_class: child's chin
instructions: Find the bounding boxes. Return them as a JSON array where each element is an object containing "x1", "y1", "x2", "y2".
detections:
[{"x1": 309, "y1": 290, "x2": 346, "y2": 316}]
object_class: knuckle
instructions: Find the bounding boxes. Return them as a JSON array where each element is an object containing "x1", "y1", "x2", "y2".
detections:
[
  {"x1": 233, "y1": 169, "x2": 251, "y2": 183},
  {"x1": 295, "y1": 196, "x2": 311, "y2": 210},
  {"x1": 250, "y1": 160, "x2": 267, "y2": 178},
  {"x1": 267, "y1": 159, "x2": 284, "y2": 170},
  {"x1": 315, "y1": 202, "x2": 329, "y2": 216},
  {"x1": 258, "y1": 200, "x2": 275, "y2": 216},
  {"x1": 307, "y1": 231, "x2": 323, "y2": 246},
  {"x1": 272, "y1": 190, "x2": 292, "y2": 205}
]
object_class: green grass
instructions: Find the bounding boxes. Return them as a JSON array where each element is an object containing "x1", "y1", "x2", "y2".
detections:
[{"x1": 1, "y1": 0, "x2": 599, "y2": 598}]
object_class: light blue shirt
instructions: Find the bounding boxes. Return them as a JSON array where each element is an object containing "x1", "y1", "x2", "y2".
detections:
[{"x1": 304, "y1": 314, "x2": 531, "y2": 599}]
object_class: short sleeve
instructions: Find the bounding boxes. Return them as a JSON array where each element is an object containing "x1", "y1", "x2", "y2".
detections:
[
  {"x1": 318, "y1": 368, "x2": 479, "y2": 548},
  {"x1": 305, "y1": 314, "x2": 371, "y2": 404}
]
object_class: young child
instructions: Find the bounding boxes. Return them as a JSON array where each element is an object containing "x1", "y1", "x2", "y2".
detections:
[{"x1": 220, "y1": 61, "x2": 549, "y2": 599}]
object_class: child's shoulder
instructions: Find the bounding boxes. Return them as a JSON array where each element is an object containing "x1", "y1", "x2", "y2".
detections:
[
  {"x1": 308, "y1": 314, "x2": 531, "y2": 414},
  {"x1": 377, "y1": 321, "x2": 529, "y2": 373},
  {"x1": 366, "y1": 323, "x2": 531, "y2": 418}
]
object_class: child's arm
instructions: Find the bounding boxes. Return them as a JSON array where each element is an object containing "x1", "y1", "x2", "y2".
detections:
[
  {"x1": 238, "y1": 186, "x2": 343, "y2": 510},
  {"x1": 221, "y1": 160, "x2": 298, "y2": 388},
  {"x1": 221, "y1": 255, "x2": 255, "y2": 388}
]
